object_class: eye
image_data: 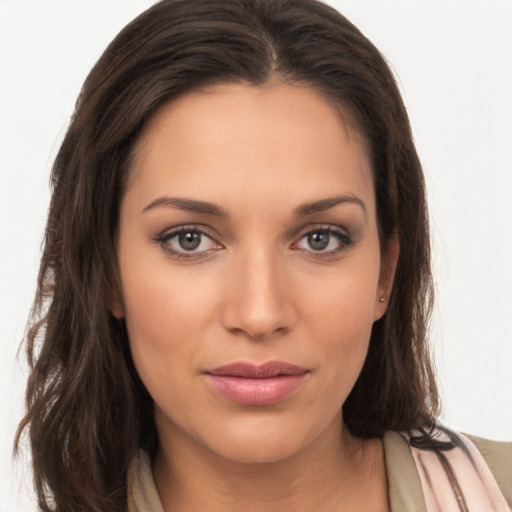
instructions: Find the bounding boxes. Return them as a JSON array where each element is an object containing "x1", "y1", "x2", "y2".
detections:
[
  {"x1": 156, "y1": 227, "x2": 222, "y2": 258},
  {"x1": 293, "y1": 227, "x2": 352, "y2": 254}
]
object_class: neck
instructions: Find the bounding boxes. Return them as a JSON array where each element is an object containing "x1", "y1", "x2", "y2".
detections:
[{"x1": 153, "y1": 415, "x2": 389, "y2": 512}]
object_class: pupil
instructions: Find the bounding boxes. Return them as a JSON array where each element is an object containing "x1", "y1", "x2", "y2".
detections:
[
  {"x1": 179, "y1": 232, "x2": 201, "y2": 250},
  {"x1": 308, "y1": 231, "x2": 329, "y2": 250}
]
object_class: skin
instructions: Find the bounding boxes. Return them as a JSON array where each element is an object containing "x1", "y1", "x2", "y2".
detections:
[{"x1": 114, "y1": 82, "x2": 398, "y2": 511}]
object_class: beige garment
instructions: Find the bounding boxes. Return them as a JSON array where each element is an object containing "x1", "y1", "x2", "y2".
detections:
[
  {"x1": 128, "y1": 431, "x2": 512, "y2": 512},
  {"x1": 465, "y1": 432, "x2": 512, "y2": 506}
]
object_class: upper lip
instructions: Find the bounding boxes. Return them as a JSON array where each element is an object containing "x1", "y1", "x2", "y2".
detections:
[{"x1": 205, "y1": 361, "x2": 308, "y2": 378}]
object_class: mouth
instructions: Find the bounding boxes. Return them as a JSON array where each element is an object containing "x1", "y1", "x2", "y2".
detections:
[{"x1": 204, "y1": 361, "x2": 309, "y2": 405}]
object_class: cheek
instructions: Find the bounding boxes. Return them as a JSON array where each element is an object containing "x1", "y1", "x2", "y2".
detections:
[
  {"x1": 298, "y1": 257, "x2": 380, "y2": 382},
  {"x1": 118, "y1": 244, "x2": 218, "y2": 398},
  {"x1": 118, "y1": 219, "x2": 220, "y2": 343},
  {"x1": 122, "y1": 277, "x2": 211, "y2": 437},
  {"x1": 123, "y1": 274, "x2": 184, "y2": 402},
  {"x1": 312, "y1": 292, "x2": 374, "y2": 380},
  {"x1": 301, "y1": 257, "x2": 380, "y2": 335}
]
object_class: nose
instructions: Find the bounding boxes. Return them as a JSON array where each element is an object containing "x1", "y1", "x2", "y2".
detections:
[{"x1": 221, "y1": 248, "x2": 297, "y2": 341}]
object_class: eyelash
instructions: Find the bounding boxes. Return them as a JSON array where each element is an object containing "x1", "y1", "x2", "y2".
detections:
[
  {"x1": 293, "y1": 226, "x2": 354, "y2": 258},
  {"x1": 154, "y1": 225, "x2": 354, "y2": 260},
  {"x1": 155, "y1": 225, "x2": 221, "y2": 259}
]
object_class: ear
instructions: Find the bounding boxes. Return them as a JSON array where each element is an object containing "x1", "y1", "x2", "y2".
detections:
[
  {"x1": 374, "y1": 235, "x2": 399, "y2": 321},
  {"x1": 110, "y1": 296, "x2": 125, "y2": 319},
  {"x1": 108, "y1": 269, "x2": 125, "y2": 319}
]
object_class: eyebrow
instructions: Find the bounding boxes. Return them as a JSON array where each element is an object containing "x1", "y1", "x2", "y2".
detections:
[
  {"x1": 142, "y1": 194, "x2": 366, "y2": 218},
  {"x1": 142, "y1": 196, "x2": 228, "y2": 217},
  {"x1": 293, "y1": 195, "x2": 366, "y2": 218}
]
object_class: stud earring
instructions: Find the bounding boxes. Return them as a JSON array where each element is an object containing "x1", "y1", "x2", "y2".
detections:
[{"x1": 379, "y1": 296, "x2": 385, "y2": 303}]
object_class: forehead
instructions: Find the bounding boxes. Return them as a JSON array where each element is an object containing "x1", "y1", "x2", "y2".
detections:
[{"x1": 126, "y1": 82, "x2": 374, "y2": 215}]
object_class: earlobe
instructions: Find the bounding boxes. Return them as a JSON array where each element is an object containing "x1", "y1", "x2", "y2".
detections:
[
  {"x1": 110, "y1": 302, "x2": 125, "y2": 319},
  {"x1": 374, "y1": 235, "x2": 400, "y2": 320},
  {"x1": 109, "y1": 291, "x2": 125, "y2": 318},
  {"x1": 108, "y1": 272, "x2": 125, "y2": 319}
]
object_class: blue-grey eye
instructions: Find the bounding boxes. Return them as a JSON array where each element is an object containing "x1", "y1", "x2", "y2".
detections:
[
  {"x1": 307, "y1": 231, "x2": 330, "y2": 251},
  {"x1": 178, "y1": 231, "x2": 202, "y2": 251},
  {"x1": 159, "y1": 228, "x2": 220, "y2": 256},
  {"x1": 295, "y1": 228, "x2": 349, "y2": 253}
]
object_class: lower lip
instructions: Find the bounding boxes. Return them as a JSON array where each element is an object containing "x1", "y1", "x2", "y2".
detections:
[{"x1": 205, "y1": 374, "x2": 307, "y2": 405}]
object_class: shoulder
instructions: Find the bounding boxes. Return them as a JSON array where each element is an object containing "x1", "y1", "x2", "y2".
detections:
[
  {"x1": 383, "y1": 429, "x2": 512, "y2": 512},
  {"x1": 464, "y1": 433, "x2": 512, "y2": 507},
  {"x1": 383, "y1": 431, "x2": 429, "y2": 512},
  {"x1": 127, "y1": 450, "x2": 165, "y2": 512}
]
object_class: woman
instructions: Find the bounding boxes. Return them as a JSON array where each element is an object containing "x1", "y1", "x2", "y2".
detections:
[{"x1": 15, "y1": 0, "x2": 511, "y2": 511}]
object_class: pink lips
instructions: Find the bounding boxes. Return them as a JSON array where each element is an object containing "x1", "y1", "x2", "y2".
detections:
[{"x1": 204, "y1": 361, "x2": 308, "y2": 405}]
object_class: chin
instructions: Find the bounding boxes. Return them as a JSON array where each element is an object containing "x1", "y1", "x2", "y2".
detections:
[
  {"x1": 210, "y1": 433, "x2": 307, "y2": 465},
  {"x1": 195, "y1": 414, "x2": 327, "y2": 465}
]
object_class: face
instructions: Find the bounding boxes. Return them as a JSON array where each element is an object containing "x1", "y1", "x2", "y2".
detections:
[{"x1": 115, "y1": 82, "x2": 396, "y2": 464}]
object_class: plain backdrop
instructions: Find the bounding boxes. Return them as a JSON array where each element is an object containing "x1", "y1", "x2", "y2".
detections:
[{"x1": 1, "y1": 0, "x2": 511, "y2": 510}]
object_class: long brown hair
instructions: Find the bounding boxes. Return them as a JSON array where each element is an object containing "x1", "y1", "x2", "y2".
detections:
[{"x1": 16, "y1": 0, "x2": 438, "y2": 510}]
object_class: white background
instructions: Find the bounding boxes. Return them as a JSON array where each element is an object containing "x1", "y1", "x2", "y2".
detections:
[{"x1": 1, "y1": 1, "x2": 511, "y2": 510}]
